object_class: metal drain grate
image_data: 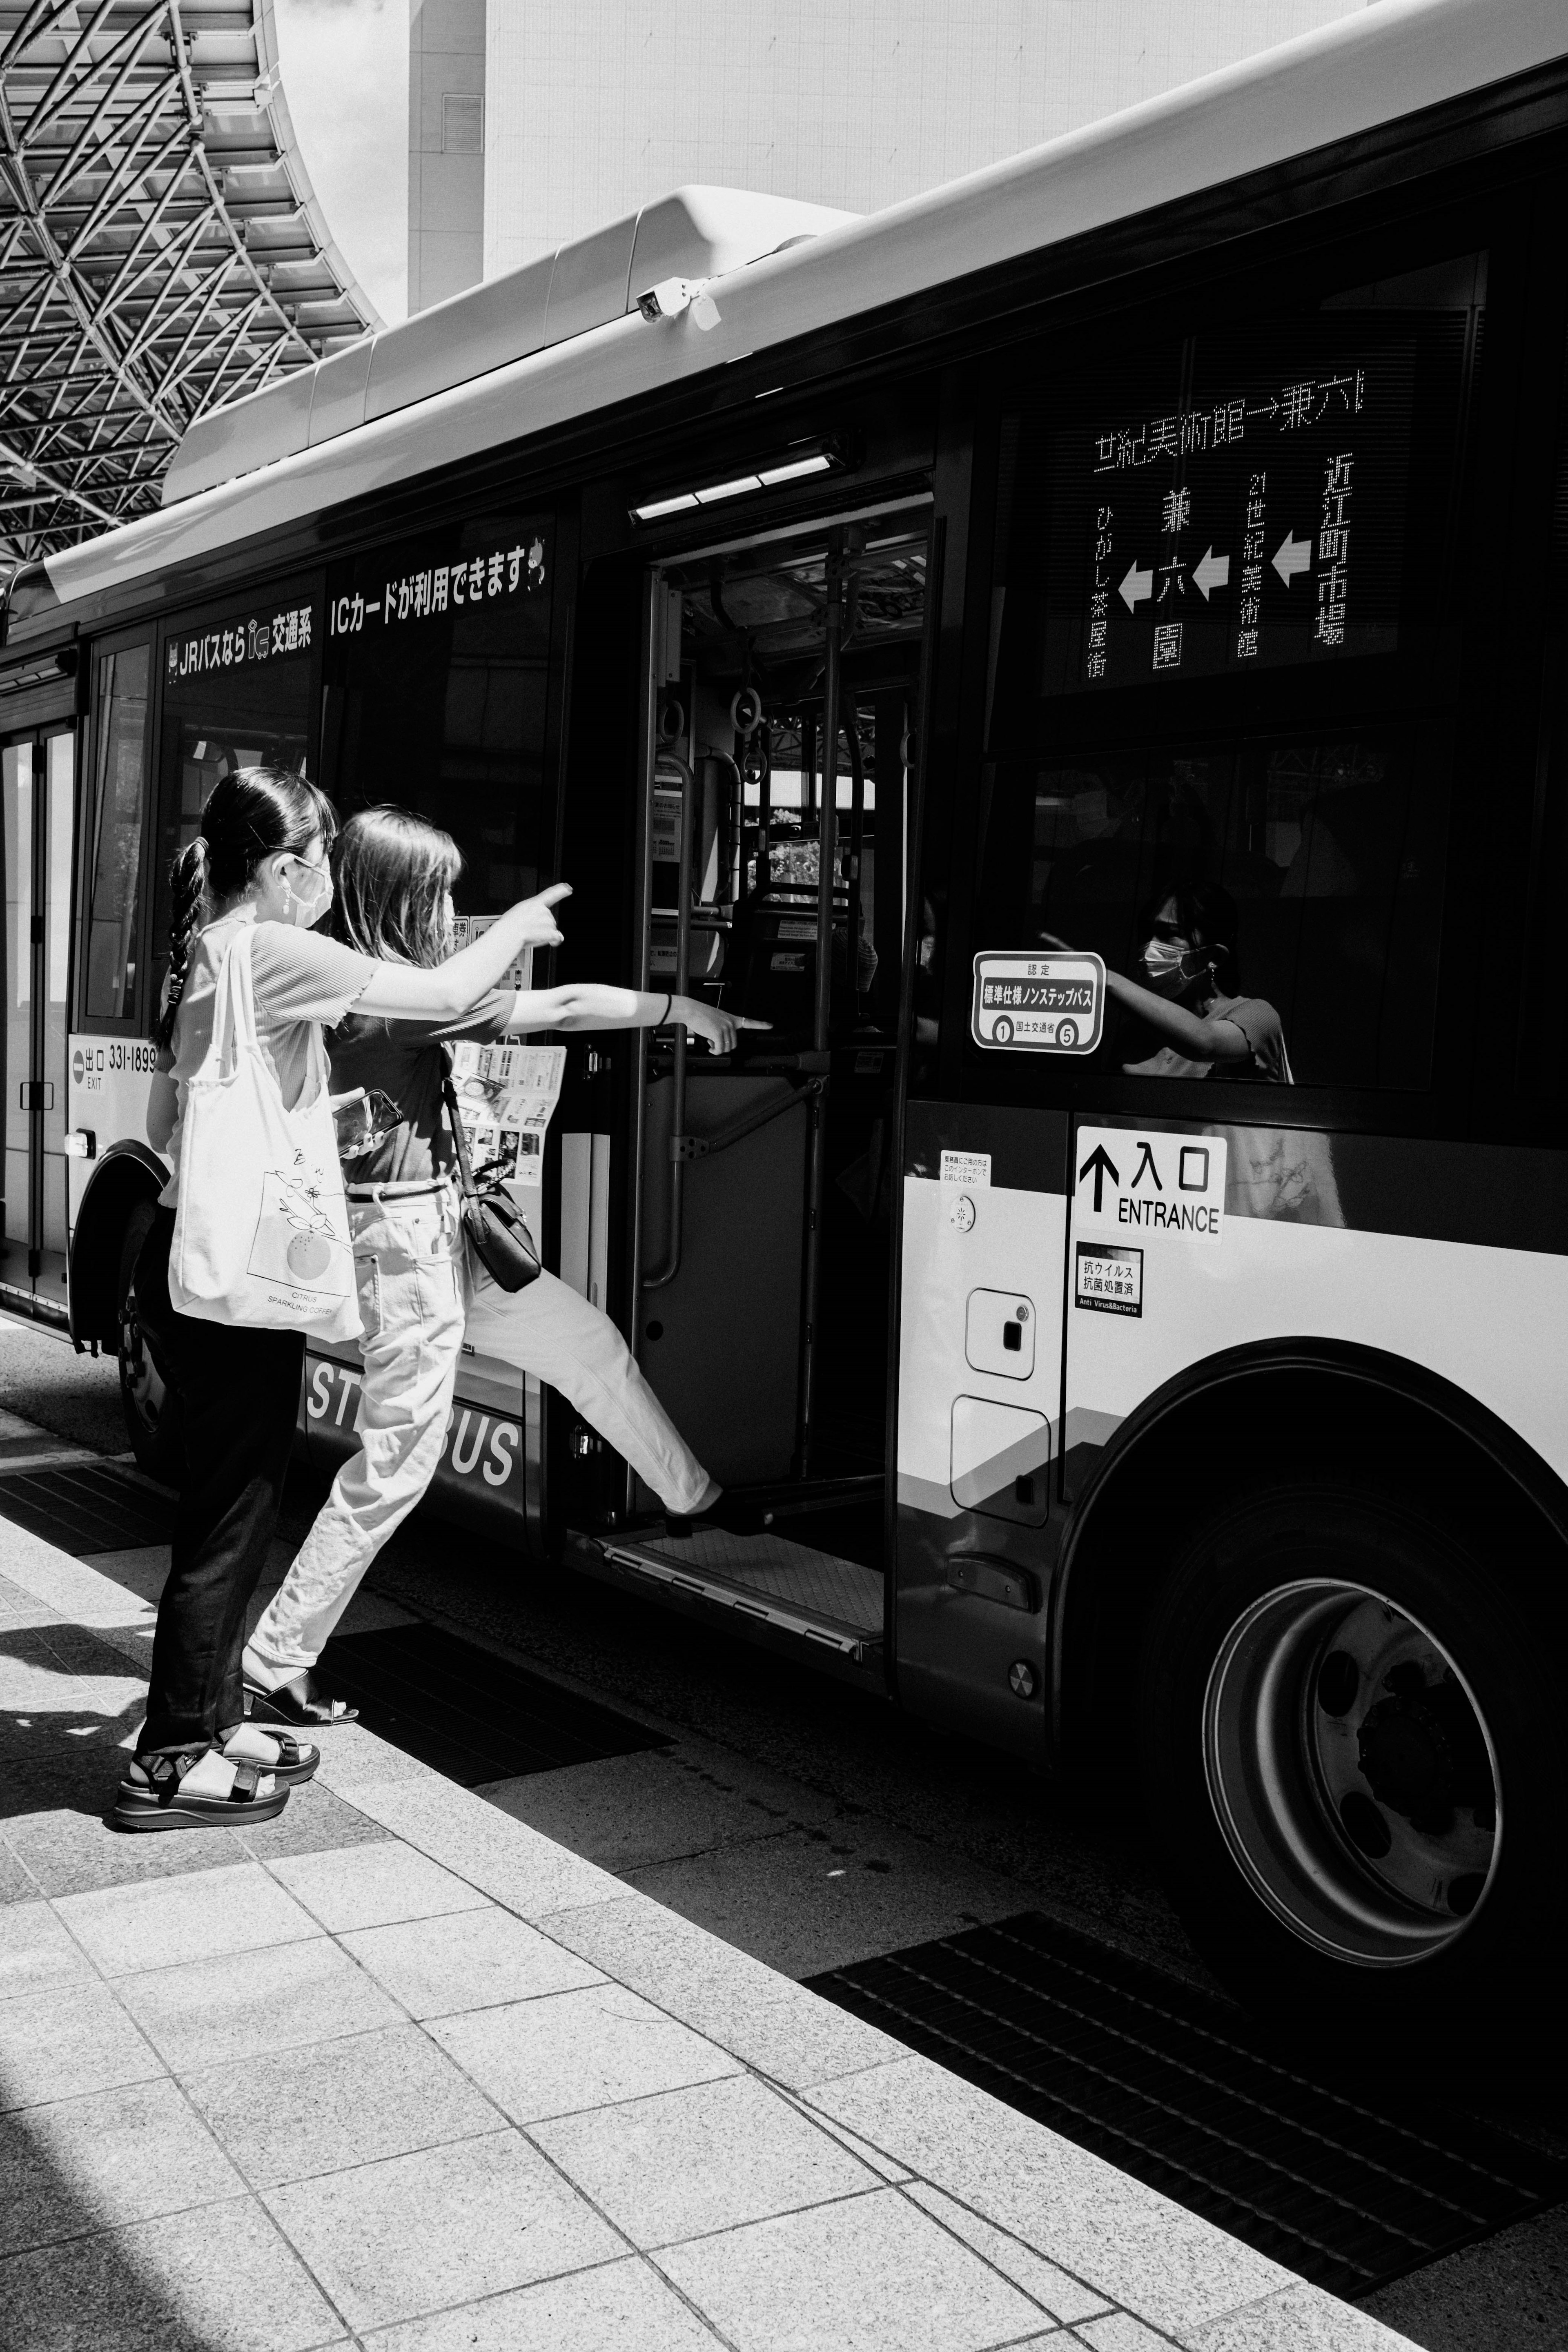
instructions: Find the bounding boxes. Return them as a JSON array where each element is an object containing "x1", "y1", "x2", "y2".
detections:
[
  {"x1": 321, "y1": 1623, "x2": 672, "y2": 1788},
  {"x1": 805, "y1": 1911, "x2": 1568, "y2": 2298},
  {"x1": 0, "y1": 1463, "x2": 176, "y2": 1554}
]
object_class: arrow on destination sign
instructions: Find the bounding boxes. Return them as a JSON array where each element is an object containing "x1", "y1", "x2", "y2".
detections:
[
  {"x1": 1119, "y1": 561, "x2": 1153, "y2": 612},
  {"x1": 1192, "y1": 547, "x2": 1229, "y2": 601},
  {"x1": 1272, "y1": 531, "x2": 1311, "y2": 584},
  {"x1": 1078, "y1": 1143, "x2": 1120, "y2": 1214}
]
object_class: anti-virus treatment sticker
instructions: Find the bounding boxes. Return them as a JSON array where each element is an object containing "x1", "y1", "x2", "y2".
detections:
[
  {"x1": 1076, "y1": 1241, "x2": 1143, "y2": 1316},
  {"x1": 971, "y1": 951, "x2": 1105, "y2": 1053},
  {"x1": 1074, "y1": 1126, "x2": 1227, "y2": 1245}
]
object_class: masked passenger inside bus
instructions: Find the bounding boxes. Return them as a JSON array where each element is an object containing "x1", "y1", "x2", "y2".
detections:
[
  {"x1": 242, "y1": 806, "x2": 768, "y2": 1729},
  {"x1": 1047, "y1": 880, "x2": 1292, "y2": 1082}
]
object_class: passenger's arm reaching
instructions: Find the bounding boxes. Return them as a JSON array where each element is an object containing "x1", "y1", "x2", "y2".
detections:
[
  {"x1": 501, "y1": 984, "x2": 767, "y2": 1055},
  {"x1": 353, "y1": 886, "x2": 573, "y2": 1021}
]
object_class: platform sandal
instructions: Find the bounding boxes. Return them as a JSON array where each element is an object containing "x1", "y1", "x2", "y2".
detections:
[
  {"x1": 243, "y1": 1668, "x2": 358, "y2": 1728},
  {"x1": 220, "y1": 1723, "x2": 320, "y2": 1787},
  {"x1": 112, "y1": 1748, "x2": 289, "y2": 1833}
]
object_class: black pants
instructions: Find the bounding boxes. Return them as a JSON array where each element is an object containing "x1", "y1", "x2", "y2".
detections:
[{"x1": 134, "y1": 1208, "x2": 305, "y2": 1753}]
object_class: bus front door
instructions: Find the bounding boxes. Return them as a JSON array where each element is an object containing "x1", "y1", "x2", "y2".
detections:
[
  {"x1": 566, "y1": 510, "x2": 929, "y2": 1680},
  {"x1": 1, "y1": 730, "x2": 74, "y2": 1319}
]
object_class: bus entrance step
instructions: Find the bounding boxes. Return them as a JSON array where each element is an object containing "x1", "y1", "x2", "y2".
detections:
[
  {"x1": 594, "y1": 1530, "x2": 884, "y2": 1663},
  {"x1": 806, "y1": 1910, "x2": 1568, "y2": 2300}
]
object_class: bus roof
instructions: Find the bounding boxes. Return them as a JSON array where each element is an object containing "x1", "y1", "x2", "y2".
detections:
[{"x1": 13, "y1": 0, "x2": 1564, "y2": 631}]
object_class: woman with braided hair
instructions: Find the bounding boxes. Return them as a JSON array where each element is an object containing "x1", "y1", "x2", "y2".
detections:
[{"x1": 119, "y1": 767, "x2": 568, "y2": 1831}]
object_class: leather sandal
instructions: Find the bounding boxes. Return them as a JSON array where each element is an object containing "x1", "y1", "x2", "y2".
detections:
[
  {"x1": 221, "y1": 1725, "x2": 320, "y2": 1786},
  {"x1": 112, "y1": 1749, "x2": 289, "y2": 1833},
  {"x1": 243, "y1": 1668, "x2": 358, "y2": 1728}
]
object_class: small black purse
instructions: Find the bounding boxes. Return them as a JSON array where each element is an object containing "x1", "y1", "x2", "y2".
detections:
[{"x1": 442, "y1": 1065, "x2": 542, "y2": 1293}]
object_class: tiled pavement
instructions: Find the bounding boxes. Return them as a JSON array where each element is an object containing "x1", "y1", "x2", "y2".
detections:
[{"x1": 0, "y1": 1510, "x2": 1419, "y2": 2352}]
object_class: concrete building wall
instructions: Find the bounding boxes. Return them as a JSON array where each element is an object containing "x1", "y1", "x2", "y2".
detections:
[
  {"x1": 408, "y1": 0, "x2": 486, "y2": 314},
  {"x1": 484, "y1": 0, "x2": 1374, "y2": 276}
]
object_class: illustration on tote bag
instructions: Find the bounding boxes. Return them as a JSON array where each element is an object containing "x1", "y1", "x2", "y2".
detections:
[
  {"x1": 168, "y1": 923, "x2": 361, "y2": 1342},
  {"x1": 247, "y1": 1149, "x2": 354, "y2": 1294}
]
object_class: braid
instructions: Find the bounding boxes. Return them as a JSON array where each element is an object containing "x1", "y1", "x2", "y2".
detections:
[
  {"x1": 154, "y1": 838, "x2": 210, "y2": 1051},
  {"x1": 151, "y1": 767, "x2": 337, "y2": 1051}
]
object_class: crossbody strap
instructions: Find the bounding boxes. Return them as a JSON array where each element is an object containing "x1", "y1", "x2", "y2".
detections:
[{"x1": 440, "y1": 1050, "x2": 479, "y2": 1203}]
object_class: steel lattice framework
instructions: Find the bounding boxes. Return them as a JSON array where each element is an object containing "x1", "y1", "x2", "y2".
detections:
[{"x1": 0, "y1": 0, "x2": 377, "y2": 566}]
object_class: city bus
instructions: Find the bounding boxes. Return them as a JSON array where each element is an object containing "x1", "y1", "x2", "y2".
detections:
[{"x1": 3, "y1": 0, "x2": 1565, "y2": 2037}]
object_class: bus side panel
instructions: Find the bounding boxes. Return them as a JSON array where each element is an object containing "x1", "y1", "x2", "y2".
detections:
[
  {"x1": 303, "y1": 1349, "x2": 533, "y2": 1545},
  {"x1": 894, "y1": 1171, "x2": 1067, "y2": 1762},
  {"x1": 66, "y1": 1038, "x2": 157, "y2": 1229},
  {"x1": 1062, "y1": 1120, "x2": 1568, "y2": 1498}
]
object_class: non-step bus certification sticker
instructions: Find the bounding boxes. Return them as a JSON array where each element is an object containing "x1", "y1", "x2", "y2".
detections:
[
  {"x1": 1074, "y1": 1126, "x2": 1227, "y2": 1246},
  {"x1": 1076, "y1": 1241, "x2": 1143, "y2": 1316},
  {"x1": 971, "y1": 951, "x2": 1105, "y2": 1053}
]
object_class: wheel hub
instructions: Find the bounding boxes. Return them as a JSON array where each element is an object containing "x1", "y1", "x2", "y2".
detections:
[{"x1": 1203, "y1": 1581, "x2": 1501, "y2": 1967}]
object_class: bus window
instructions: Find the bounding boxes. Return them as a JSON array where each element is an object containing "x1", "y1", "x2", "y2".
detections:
[
  {"x1": 973, "y1": 249, "x2": 1483, "y2": 1096},
  {"x1": 980, "y1": 730, "x2": 1439, "y2": 1091},
  {"x1": 151, "y1": 583, "x2": 321, "y2": 971},
  {"x1": 82, "y1": 642, "x2": 151, "y2": 1025},
  {"x1": 319, "y1": 517, "x2": 557, "y2": 922}
]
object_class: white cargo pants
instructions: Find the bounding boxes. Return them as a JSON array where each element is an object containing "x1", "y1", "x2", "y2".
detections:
[{"x1": 247, "y1": 1181, "x2": 712, "y2": 1679}]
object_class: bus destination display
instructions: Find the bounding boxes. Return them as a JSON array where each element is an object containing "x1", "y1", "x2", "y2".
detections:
[
  {"x1": 1049, "y1": 332, "x2": 1415, "y2": 692},
  {"x1": 971, "y1": 951, "x2": 1105, "y2": 1053}
]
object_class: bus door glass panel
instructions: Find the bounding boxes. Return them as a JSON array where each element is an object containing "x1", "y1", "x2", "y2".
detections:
[
  {"x1": 151, "y1": 584, "x2": 321, "y2": 975},
  {"x1": 641, "y1": 514, "x2": 927, "y2": 1494},
  {"x1": 2, "y1": 742, "x2": 34, "y2": 1282},
  {"x1": 974, "y1": 252, "x2": 1481, "y2": 1498},
  {"x1": 71, "y1": 642, "x2": 156, "y2": 1225},
  {"x1": 2, "y1": 729, "x2": 76, "y2": 1296}
]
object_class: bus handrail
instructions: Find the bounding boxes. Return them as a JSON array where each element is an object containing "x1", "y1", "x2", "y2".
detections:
[
  {"x1": 669, "y1": 1074, "x2": 824, "y2": 1163},
  {"x1": 642, "y1": 747, "x2": 695, "y2": 1291}
]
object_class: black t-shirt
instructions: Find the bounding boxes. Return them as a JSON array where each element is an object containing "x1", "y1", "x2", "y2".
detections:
[{"x1": 330, "y1": 991, "x2": 514, "y2": 1184}]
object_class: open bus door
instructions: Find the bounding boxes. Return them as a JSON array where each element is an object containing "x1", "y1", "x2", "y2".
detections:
[
  {"x1": 1, "y1": 726, "x2": 76, "y2": 1319},
  {"x1": 566, "y1": 508, "x2": 929, "y2": 1679}
]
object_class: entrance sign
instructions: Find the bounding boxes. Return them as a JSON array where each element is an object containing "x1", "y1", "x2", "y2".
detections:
[
  {"x1": 972, "y1": 951, "x2": 1105, "y2": 1054},
  {"x1": 1074, "y1": 1127, "x2": 1228, "y2": 1246}
]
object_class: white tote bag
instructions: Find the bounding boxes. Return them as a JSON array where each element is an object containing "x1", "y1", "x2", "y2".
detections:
[{"x1": 168, "y1": 925, "x2": 361, "y2": 1343}]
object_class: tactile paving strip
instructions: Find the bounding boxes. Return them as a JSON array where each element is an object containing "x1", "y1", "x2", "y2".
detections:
[
  {"x1": 806, "y1": 1910, "x2": 1568, "y2": 2298},
  {"x1": 0, "y1": 1463, "x2": 176, "y2": 1554},
  {"x1": 321, "y1": 1622, "x2": 672, "y2": 1787}
]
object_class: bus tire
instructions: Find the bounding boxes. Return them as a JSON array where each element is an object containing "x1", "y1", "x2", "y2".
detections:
[
  {"x1": 116, "y1": 1201, "x2": 183, "y2": 1485},
  {"x1": 1135, "y1": 1474, "x2": 1563, "y2": 2060}
]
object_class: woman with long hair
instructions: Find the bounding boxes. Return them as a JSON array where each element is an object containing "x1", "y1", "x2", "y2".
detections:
[
  {"x1": 120, "y1": 771, "x2": 567, "y2": 1829},
  {"x1": 241, "y1": 804, "x2": 763, "y2": 1729}
]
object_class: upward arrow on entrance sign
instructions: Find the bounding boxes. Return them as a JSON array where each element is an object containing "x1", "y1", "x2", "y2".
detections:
[{"x1": 1078, "y1": 1143, "x2": 1120, "y2": 1213}]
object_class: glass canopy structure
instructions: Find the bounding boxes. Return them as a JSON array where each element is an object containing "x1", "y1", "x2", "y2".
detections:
[{"x1": 0, "y1": 0, "x2": 377, "y2": 565}]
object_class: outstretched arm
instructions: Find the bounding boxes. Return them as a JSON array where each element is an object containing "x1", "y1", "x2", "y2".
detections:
[
  {"x1": 354, "y1": 886, "x2": 573, "y2": 1021},
  {"x1": 505, "y1": 983, "x2": 768, "y2": 1054},
  {"x1": 1038, "y1": 929, "x2": 1251, "y2": 1062},
  {"x1": 1101, "y1": 970, "x2": 1252, "y2": 1061}
]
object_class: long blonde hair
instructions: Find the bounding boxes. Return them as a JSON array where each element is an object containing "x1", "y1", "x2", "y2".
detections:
[{"x1": 333, "y1": 806, "x2": 461, "y2": 968}]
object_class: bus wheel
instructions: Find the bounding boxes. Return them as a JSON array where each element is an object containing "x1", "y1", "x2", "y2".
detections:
[
  {"x1": 116, "y1": 1203, "x2": 183, "y2": 1484},
  {"x1": 1136, "y1": 1477, "x2": 1562, "y2": 2054}
]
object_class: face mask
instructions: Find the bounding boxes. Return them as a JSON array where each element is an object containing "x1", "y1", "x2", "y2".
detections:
[
  {"x1": 1140, "y1": 939, "x2": 1211, "y2": 998},
  {"x1": 282, "y1": 858, "x2": 333, "y2": 929}
]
